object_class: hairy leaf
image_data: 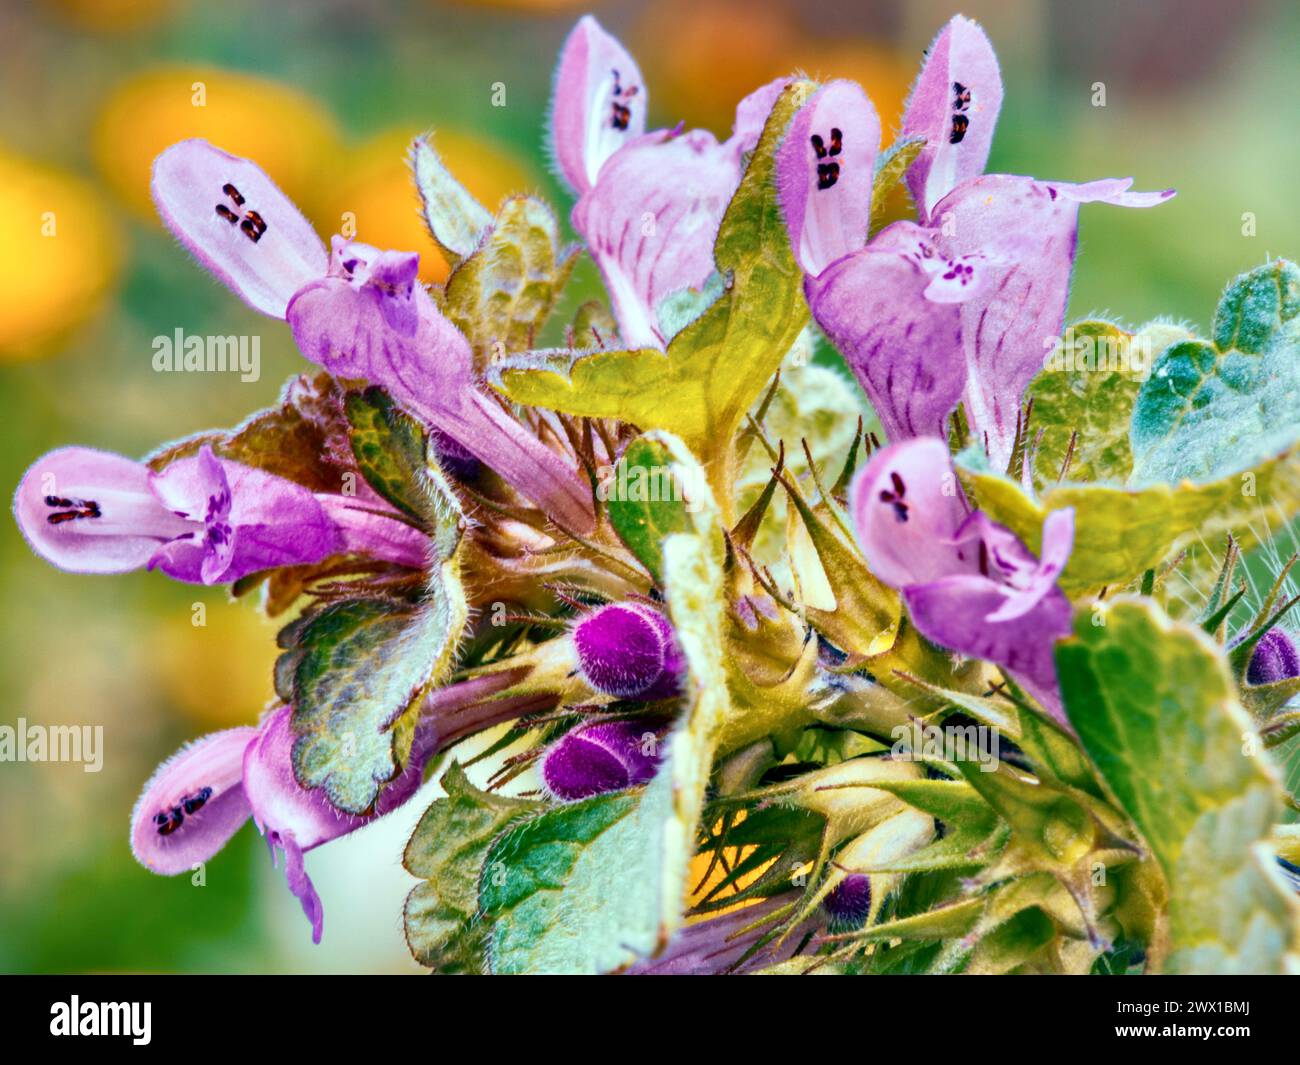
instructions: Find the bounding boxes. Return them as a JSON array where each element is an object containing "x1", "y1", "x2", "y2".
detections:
[
  {"x1": 606, "y1": 436, "x2": 691, "y2": 582},
  {"x1": 1057, "y1": 597, "x2": 1300, "y2": 973},
  {"x1": 444, "y1": 195, "x2": 578, "y2": 367},
  {"x1": 1131, "y1": 260, "x2": 1300, "y2": 486},
  {"x1": 403, "y1": 763, "x2": 536, "y2": 972}
]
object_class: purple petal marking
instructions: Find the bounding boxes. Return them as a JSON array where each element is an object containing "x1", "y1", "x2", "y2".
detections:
[
  {"x1": 13, "y1": 446, "x2": 195, "y2": 575},
  {"x1": 152, "y1": 139, "x2": 327, "y2": 319},
  {"x1": 850, "y1": 438, "x2": 971, "y2": 588},
  {"x1": 926, "y1": 173, "x2": 1169, "y2": 471},
  {"x1": 1247, "y1": 630, "x2": 1300, "y2": 686},
  {"x1": 541, "y1": 718, "x2": 664, "y2": 801},
  {"x1": 573, "y1": 602, "x2": 683, "y2": 699},
  {"x1": 130, "y1": 726, "x2": 257, "y2": 876},
  {"x1": 148, "y1": 450, "x2": 341, "y2": 585},
  {"x1": 808, "y1": 237, "x2": 967, "y2": 445},
  {"x1": 572, "y1": 127, "x2": 740, "y2": 349},
  {"x1": 550, "y1": 15, "x2": 647, "y2": 195},
  {"x1": 776, "y1": 79, "x2": 880, "y2": 277},
  {"x1": 901, "y1": 15, "x2": 1004, "y2": 221}
]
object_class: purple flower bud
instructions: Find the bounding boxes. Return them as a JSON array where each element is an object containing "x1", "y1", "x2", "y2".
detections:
[
  {"x1": 541, "y1": 719, "x2": 663, "y2": 801},
  {"x1": 1247, "y1": 629, "x2": 1300, "y2": 686},
  {"x1": 823, "y1": 874, "x2": 872, "y2": 930},
  {"x1": 573, "y1": 602, "x2": 685, "y2": 700}
]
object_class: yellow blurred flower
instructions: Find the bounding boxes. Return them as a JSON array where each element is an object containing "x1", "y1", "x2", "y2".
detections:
[
  {"x1": 44, "y1": 0, "x2": 174, "y2": 32},
  {"x1": 637, "y1": 1, "x2": 910, "y2": 140},
  {"x1": 92, "y1": 64, "x2": 341, "y2": 222},
  {"x1": 0, "y1": 148, "x2": 122, "y2": 361},
  {"x1": 320, "y1": 128, "x2": 537, "y2": 285},
  {"x1": 147, "y1": 600, "x2": 281, "y2": 730}
]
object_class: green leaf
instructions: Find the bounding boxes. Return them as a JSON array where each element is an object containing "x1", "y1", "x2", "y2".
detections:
[
  {"x1": 494, "y1": 81, "x2": 815, "y2": 477},
  {"x1": 1131, "y1": 260, "x2": 1300, "y2": 485},
  {"x1": 1056, "y1": 597, "x2": 1300, "y2": 973},
  {"x1": 957, "y1": 444, "x2": 1300, "y2": 595},
  {"x1": 281, "y1": 598, "x2": 445, "y2": 813},
  {"x1": 1029, "y1": 320, "x2": 1147, "y2": 486},
  {"x1": 479, "y1": 433, "x2": 731, "y2": 973},
  {"x1": 444, "y1": 195, "x2": 578, "y2": 367},
  {"x1": 869, "y1": 135, "x2": 925, "y2": 224},
  {"x1": 345, "y1": 386, "x2": 434, "y2": 524},
  {"x1": 410, "y1": 134, "x2": 493, "y2": 268},
  {"x1": 606, "y1": 436, "x2": 691, "y2": 582},
  {"x1": 282, "y1": 482, "x2": 468, "y2": 814},
  {"x1": 403, "y1": 762, "x2": 536, "y2": 972}
]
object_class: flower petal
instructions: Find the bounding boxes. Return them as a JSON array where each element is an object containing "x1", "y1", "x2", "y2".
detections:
[
  {"x1": 929, "y1": 174, "x2": 1171, "y2": 470},
  {"x1": 850, "y1": 438, "x2": 970, "y2": 588},
  {"x1": 809, "y1": 238, "x2": 967, "y2": 445},
  {"x1": 130, "y1": 726, "x2": 256, "y2": 876},
  {"x1": 777, "y1": 79, "x2": 880, "y2": 277},
  {"x1": 550, "y1": 15, "x2": 647, "y2": 195},
  {"x1": 725, "y1": 77, "x2": 790, "y2": 161},
  {"x1": 903, "y1": 575, "x2": 1072, "y2": 724},
  {"x1": 14, "y1": 446, "x2": 195, "y2": 575},
  {"x1": 572, "y1": 127, "x2": 740, "y2": 349},
  {"x1": 902, "y1": 15, "x2": 1004, "y2": 221},
  {"x1": 152, "y1": 139, "x2": 327, "y2": 319}
]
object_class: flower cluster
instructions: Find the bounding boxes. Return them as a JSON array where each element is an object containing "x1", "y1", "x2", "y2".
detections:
[{"x1": 13, "y1": 13, "x2": 1300, "y2": 974}]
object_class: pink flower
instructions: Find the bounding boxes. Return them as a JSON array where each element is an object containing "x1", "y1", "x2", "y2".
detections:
[
  {"x1": 550, "y1": 15, "x2": 785, "y2": 349},
  {"x1": 777, "y1": 17, "x2": 1174, "y2": 470},
  {"x1": 151, "y1": 139, "x2": 594, "y2": 535}
]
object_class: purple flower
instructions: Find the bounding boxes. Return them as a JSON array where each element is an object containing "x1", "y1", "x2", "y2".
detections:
[
  {"x1": 541, "y1": 718, "x2": 665, "y2": 802},
  {"x1": 850, "y1": 437, "x2": 1075, "y2": 723},
  {"x1": 777, "y1": 17, "x2": 1174, "y2": 470},
  {"x1": 823, "y1": 874, "x2": 872, "y2": 930},
  {"x1": 624, "y1": 893, "x2": 819, "y2": 974},
  {"x1": 131, "y1": 705, "x2": 433, "y2": 944},
  {"x1": 151, "y1": 139, "x2": 594, "y2": 536},
  {"x1": 572, "y1": 601, "x2": 685, "y2": 700},
  {"x1": 11, "y1": 444, "x2": 371, "y2": 584},
  {"x1": 551, "y1": 15, "x2": 785, "y2": 349},
  {"x1": 1247, "y1": 629, "x2": 1300, "y2": 686}
]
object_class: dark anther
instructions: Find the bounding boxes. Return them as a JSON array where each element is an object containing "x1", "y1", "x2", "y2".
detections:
[
  {"x1": 810, "y1": 133, "x2": 827, "y2": 159},
  {"x1": 978, "y1": 539, "x2": 990, "y2": 577},
  {"x1": 240, "y1": 210, "x2": 267, "y2": 243},
  {"x1": 216, "y1": 183, "x2": 268, "y2": 243},
  {"x1": 155, "y1": 806, "x2": 185, "y2": 836},
  {"x1": 816, "y1": 161, "x2": 840, "y2": 190},
  {"x1": 878, "y1": 471, "x2": 909, "y2": 522},
  {"x1": 949, "y1": 114, "x2": 969, "y2": 144},
  {"x1": 953, "y1": 81, "x2": 971, "y2": 111},
  {"x1": 828, "y1": 127, "x2": 843, "y2": 157},
  {"x1": 44, "y1": 495, "x2": 101, "y2": 525},
  {"x1": 182, "y1": 786, "x2": 214, "y2": 816}
]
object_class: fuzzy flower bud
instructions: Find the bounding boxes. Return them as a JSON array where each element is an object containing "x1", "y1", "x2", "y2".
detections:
[
  {"x1": 542, "y1": 719, "x2": 664, "y2": 801},
  {"x1": 822, "y1": 874, "x2": 872, "y2": 931},
  {"x1": 573, "y1": 602, "x2": 685, "y2": 700},
  {"x1": 1247, "y1": 629, "x2": 1300, "y2": 686}
]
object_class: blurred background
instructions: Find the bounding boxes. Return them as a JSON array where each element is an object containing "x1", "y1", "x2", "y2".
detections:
[{"x1": 0, "y1": 0, "x2": 1296, "y2": 973}]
